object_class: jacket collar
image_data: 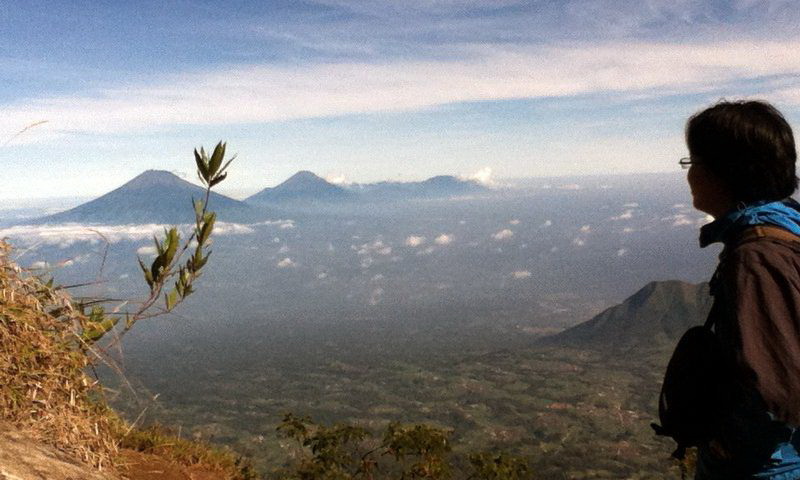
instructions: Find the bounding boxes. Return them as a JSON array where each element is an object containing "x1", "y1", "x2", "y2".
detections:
[{"x1": 699, "y1": 198, "x2": 800, "y2": 248}]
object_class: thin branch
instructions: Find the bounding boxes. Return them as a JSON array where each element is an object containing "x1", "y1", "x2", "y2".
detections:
[{"x1": 2, "y1": 120, "x2": 48, "y2": 147}]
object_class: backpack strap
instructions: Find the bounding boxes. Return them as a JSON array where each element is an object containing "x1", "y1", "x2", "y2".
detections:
[
  {"x1": 734, "y1": 225, "x2": 800, "y2": 246},
  {"x1": 705, "y1": 225, "x2": 800, "y2": 330}
]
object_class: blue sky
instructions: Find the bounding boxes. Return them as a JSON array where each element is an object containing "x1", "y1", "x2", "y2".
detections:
[{"x1": 3, "y1": 0, "x2": 800, "y2": 199}]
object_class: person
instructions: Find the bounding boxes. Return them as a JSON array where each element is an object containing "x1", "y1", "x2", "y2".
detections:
[{"x1": 683, "y1": 100, "x2": 800, "y2": 479}]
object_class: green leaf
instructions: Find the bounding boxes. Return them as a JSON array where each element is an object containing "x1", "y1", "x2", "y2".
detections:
[
  {"x1": 193, "y1": 250, "x2": 210, "y2": 270},
  {"x1": 198, "y1": 213, "x2": 215, "y2": 245},
  {"x1": 163, "y1": 228, "x2": 180, "y2": 265},
  {"x1": 88, "y1": 305, "x2": 105, "y2": 323},
  {"x1": 81, "y1": 317, "x2": 118, "y2": 343},
  {"x1": 209, "y1": 172, "x2": 227, "y2": 187},
  {"x1": 137, "y1": 256, "x2": 154, "y2": 289},
  {"x1": 154, "y1": 235, "x2": 164, "y2": 256},
  {"x1": 193, "y1": 198, "x2": 204, "y2": 218},
  {"x1": 165, "y1": 289, "x2": 179, "y2": 310},
  {"x1": 150, "y1": 252, "x2": 166, "y2": 284},
  {"x1": 217, "y1": 155, "x2": 236, "y2": 176},
  {"x1": 194, "y1": 148, "x2": 208, "y2": 180},
  {"x1": 208, "y1": 141, "x2": 225, "y2": 178}
]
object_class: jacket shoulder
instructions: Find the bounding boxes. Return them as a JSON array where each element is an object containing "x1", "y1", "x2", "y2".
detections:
[{"x1": 727, "y1": 235, "x2": 800, "y2": 263}]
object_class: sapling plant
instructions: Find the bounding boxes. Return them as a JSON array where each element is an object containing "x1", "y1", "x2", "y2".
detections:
[{"x1": 77, "y1": 141, "x2": 235, "y2": 345}]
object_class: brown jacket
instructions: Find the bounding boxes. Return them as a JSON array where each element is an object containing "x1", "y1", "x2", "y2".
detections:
[{"x1": 712, "y1": 230, "x2": 800, "y2": 427}]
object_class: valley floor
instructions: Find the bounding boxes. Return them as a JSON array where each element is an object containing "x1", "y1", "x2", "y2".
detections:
[{"x1": 110, "y1": 343, "x2": 683, "y2": 479}]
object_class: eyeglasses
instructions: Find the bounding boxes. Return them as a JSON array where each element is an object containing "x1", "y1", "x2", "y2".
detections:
[{"x1": 679, "y1": 157, "x2": 700, "y2": 169}]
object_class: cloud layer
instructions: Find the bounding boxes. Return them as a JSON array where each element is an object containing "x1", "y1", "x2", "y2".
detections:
[
  {"x1": 0, "y1": 220, "x2": 284, "y2": 247},
  {"x1": 5, "y1": 39, "x2": 800, "y2": 142}
]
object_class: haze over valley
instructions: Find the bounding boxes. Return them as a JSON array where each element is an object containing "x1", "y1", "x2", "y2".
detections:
[{"x1": 1, "y1": 168, "x2": 719, "y2": 476}]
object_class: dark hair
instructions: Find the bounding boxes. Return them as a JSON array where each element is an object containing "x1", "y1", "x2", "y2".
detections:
[{"x1": 686, "y1": 100, "x2": 798, "y2": 203}]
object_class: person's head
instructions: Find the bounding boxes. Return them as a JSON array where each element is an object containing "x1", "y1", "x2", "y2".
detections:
[{"x1": 685, "y1": 100, "x2": 797, "y2": 216}]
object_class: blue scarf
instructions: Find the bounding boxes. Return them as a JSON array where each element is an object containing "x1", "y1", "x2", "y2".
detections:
[{"x1": 699, "y1": 199, "x2": 800, "y2": 248}]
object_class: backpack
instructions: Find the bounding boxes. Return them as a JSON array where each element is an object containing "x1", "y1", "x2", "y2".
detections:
[
  {"x1": 650, "y1": 317, "x2": 728, "y2": 460},
  {"x1": 652, "y1": 225, "x2": 800, "y2": 460}
]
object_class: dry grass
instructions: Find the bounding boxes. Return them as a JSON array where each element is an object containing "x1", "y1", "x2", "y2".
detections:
[
  {"x1": 118, "y1": 423, "x2": 258, "y2": 479},
  {"x1": 0, "y1": 240, "x2": 118, "y2": 470},
  {"x1": 0, "y1": 240, "x2": 260, "y2": 478}
]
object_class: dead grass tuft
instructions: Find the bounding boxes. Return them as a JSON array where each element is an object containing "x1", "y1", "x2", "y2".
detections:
[
  {"x1": 0, "y1": 240, "x2": 118, "y2": 469},
  {"x1": 117, "y1": 423, "x2": 258, "y2": 479}
]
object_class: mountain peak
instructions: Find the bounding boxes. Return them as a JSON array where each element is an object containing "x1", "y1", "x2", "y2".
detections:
[
  {"x1": 34, "y1": 169, "x2": 253, "y2": 224},
  {"x1": 423, "y1": 175, "x2": 460, "y2": 184},
  {"x1": 289, "y1": 170, "x2": 323, "y2": 180},
  {"x1": 541, "y1": 280, "x2": 712, "y2": 352},
  {"x1": 246, "y1": 171, "x2": 352, "y2": 205},
  {"x1": 282, "y1": 171, "x2": 330, "y2": 187},
  {"x1": 122, "y1": 170, "x2": 189, "y2": 190}
]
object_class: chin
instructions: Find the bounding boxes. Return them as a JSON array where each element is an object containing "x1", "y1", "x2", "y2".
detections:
[{"x1": 691, "y1": 200, "x2": 713, "y2": 217}]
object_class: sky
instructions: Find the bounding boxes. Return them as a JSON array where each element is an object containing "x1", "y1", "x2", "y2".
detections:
[{"x1": 2, "y1": 0, "x2": 800, "y2": 200}]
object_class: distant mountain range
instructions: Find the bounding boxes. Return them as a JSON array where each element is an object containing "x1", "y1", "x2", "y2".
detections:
[
  {"x1": 35, "y1": 170, "x2": 255, "y2": 225},
  {"x1": 247, "y1": 171, "x2": 356, "y2": 205},
  {"x1": 23, "y1": 170, "x2": 492, "y2": 225},
  {"x1": 542, "y1": 280, "x2": 712, "y2": 352},
  {"x1": 350, "y1": 175, "x2": 490, "y2": 202},
  {"x1": 247, "y1": 171, "x2": 489, "y2": 206}
]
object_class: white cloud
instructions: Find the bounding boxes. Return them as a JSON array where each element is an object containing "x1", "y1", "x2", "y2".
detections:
[
  {"x1": 540, "y1": 220, "x2": 552, "y2": 228},
  {"x1": 356, "y1": 239, "x2": 392, "y2": 256},
  {"x1": 278, "y1": 245, "x2": 290, "y2": 253},
  {"x1": 492, "y1": 229, "x2": 514, "y2": 240},
  {"x1": 136, "y1": 245, "x2": 158, "y2": 256},
  {"x1": 617, "y1": 248, "x2": 628, "y2": 257},
  {"x1": 622, "y1": 202, "x2": 639, "y2": 208},
  {"x1": 511, "y1": 270, "x2": 532, "y2": 279},
  {"x1": 277, "y1": 257, "x2": 295, "y2": 268},
  {"x1": 509, "y1": 219, "x2": 521, "y2": 225},
  {"x1": 572, "y1": 237, "x2": 586, "y2": 247},
  {"x1": 558, "y1": 184, "x2": 582, "y2": 190},
  {"x1": 434, "y1": 234, "x2": 453, "y2": 245},
  {"x1": 579, "y1": 225, "x2": 592, "y2": 233},
  {"x1": 611, "y1": 209, "x2": 634, "y2": 220},
  {"x1": 7, "y1": 39, "x2": 800, "y2": 141},
  {"x1": 29, "y1": 261, "x2": 49, "y2": 269},
  {"x1": 0, "y1": 221, "x2": 261, "y2": 247},
  {"x1": 253, "y1": 219, "x2": 296, "y2": 230},
  {"x1": 368, "y1": 287, "x2": 384, "y2": 306},
  {"x1": 325, "y1": 173, "x2": 349, "y2": 185},
  {"x1": 317, "y1": 272, "x2": 328, "y2": 279},
  {"x1": 662, "y1": 213, "x2": 708, "y2": 227},
  {"x1": 405, "y1": 235, "x2": 426, "y2": 247},
  {"x1": 460, "y1": 167, "x2": 498, "y2": 187},
  {"x1": 212, "y1": 223, "x2": 256, "y2": 235}
]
